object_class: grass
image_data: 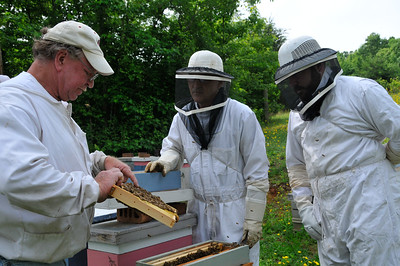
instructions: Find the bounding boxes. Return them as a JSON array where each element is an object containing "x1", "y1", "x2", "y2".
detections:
[{"x1": 259, "y1": 111, "x2": 320, "y2": 266}]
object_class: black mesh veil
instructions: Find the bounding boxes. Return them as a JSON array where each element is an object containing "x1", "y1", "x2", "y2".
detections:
[
  {"x1": 277, "y1": 56, "x2": 342, "y2": 121},
  {"x1": 175, "y1": 67, "x2": 233, "y2": 115},
  {"x1": 175, "y1": 66, "x2": 234, "y2": 149}
]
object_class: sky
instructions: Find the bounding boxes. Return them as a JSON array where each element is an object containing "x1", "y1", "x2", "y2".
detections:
[{"x1": 256, "y1": 0, "x2": 400, "y2": 52}]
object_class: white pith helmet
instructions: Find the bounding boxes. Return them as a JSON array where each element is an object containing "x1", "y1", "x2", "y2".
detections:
[
  {"x1": 175, "y1": 50, "x2": 234, "y2": 82},
  {"x1": 278, "y1": 36, "x2": 320, "y2": 66},
  {"x1": 275, "y1": 36, "x2": 337, "y2": 84},
  {"x1": 188, "y1": 50, "x2": 224, "y2": 71}
]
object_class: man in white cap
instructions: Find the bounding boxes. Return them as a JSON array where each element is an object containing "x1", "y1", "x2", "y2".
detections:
[
  {"x1": 0, "y1": 21, "x2": 138, "y2": 265},
  {"x1": 276, "y1": 36, "x2": 400, "y2": 265},
  {"x1": 145, "y1": 50, "x2": 269, "y2": 266}
]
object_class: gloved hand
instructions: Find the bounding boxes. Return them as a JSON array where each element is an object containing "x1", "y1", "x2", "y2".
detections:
[
  {"x1": 298, "y1": 204, "x2": 322, "y2": 240},
  {"x1": 288, "y1": 164, "x2": 322, "y2": 240},
  {"x1": 241, "y1": 180, "x2": 268, "y2": 248},
  {"x1": 144, "y1": 150, "x2": 181, "y2": 177},
  {"x1": 241, "y1": 219, "x2": 263, "y2": 248},
  {"x1": 145, "y1": 160, "x2": 171, "y2": 177},
  {"x1": 385, "y1": 142, "x2": 400, "y2": 165}
]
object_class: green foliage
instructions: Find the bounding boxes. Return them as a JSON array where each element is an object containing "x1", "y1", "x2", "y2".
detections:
[
  {"x1": 389, "y1": 91, "x2": 400, "y2": 106},
  {"x1": 224, "y1": 9, "x2": 285, "y2": 122},
  {"x1": 0, "y1": 1, "x2": 43, "y2": 76},
  {"x1": 1, "y1": 0, "x2": 285, "y2": 156},
  {"x1": 338, "y1": 33, "x2": 400, "y2": 82},
  {"x1": 378, "y1": 77, "x2": 400, "y2": 94}
]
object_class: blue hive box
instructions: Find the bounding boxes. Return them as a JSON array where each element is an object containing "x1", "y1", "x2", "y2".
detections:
[{"x1": 128, "y1": 170, "x2": 181, "y2": 192}]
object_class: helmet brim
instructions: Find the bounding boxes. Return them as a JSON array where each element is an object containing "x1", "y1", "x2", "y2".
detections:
[
  {"x1": 275, "y1": 48, "x2": 337, "y2": 84},
  {"x1": 176, "y1": 67, "x2": 234, "y2": 81}
]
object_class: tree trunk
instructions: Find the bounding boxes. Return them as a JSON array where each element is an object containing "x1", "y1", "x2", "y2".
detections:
[
  {"x1": 0, "y1": 45, "x2": 3, "y2": 75},
  {"x1": 264, "y1": 87, "x2": 269, "y2": 122}
]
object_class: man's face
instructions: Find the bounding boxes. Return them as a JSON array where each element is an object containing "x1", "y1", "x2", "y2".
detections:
[
  {"x1": 188, "y1": 79, "x2": 222, "y2": 108},
  {"x1": 57, "y1": 53, "x2": 97, "y2": 101},
  {"x1": 288, "y1": 66, "x2": 322, "y2": 103}
]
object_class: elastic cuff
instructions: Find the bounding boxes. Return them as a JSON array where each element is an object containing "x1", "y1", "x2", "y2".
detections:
[
  {"x1": 386, "y1": 142, "x2": 400, "y2": 164},
  {"x1": 292, "y1": 187, "x2": 312, "y2": 198},
  {"x1": 99, "y1": 155, "x2": 107, "y2": 170}
]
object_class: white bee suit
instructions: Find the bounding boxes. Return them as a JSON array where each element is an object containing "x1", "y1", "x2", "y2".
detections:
[
  {"x1": 0, "y1": 72, "x2": 104, "y2": 263},
  {"x1": 286, "y1": 76, "x2": 400, "y2": 265},
  {"x1": 161, "y1": 98, "x2": 269, "y2": 266}
]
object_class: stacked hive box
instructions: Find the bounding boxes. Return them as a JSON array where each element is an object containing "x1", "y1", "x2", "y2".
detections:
[
  {"x1": 88, "y1": 213, "x2": 196, "y2": 266},
  {"x1": 86, "y1": 157, "x2": 195, "y2": 266},
  {"x1": 287, "y1": 193, "x2": 302, "y2": 231}
]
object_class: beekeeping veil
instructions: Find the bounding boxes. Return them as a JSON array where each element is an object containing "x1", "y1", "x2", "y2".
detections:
[
  {"x1": 175, "y1": 50, "x2": 234, "y2": 149},
  {"x1": 275, "y1": 36, "x2": 343, "y2": 121}
]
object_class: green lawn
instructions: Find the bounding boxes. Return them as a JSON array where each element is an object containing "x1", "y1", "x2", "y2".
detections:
[{"x1": 260, "y1": 111, "x2": 319, "y2": 266}]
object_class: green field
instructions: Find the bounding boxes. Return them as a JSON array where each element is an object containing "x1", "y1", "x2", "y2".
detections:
[{"x1": 259, "y1": 111, "x2": 320, "y2": 265}]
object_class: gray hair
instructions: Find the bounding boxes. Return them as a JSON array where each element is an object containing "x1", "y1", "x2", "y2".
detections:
[{"x1": 32, "y1": 27, "x2": 83, "y2": 60}]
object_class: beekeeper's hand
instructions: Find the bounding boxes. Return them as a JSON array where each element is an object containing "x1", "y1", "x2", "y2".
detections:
[
  {"x1": 288, "y1": 164, "x2": 321, "y2": 240},
  {"x1": 95, "y1": 168, "x2": 124, "y2": 202},
  {"x1": 145, "y1": 160, "x2": 171, "y2": 177},
  {"x1": 294, "y1": 192, "x2": 322, "y2": 240},
  {"x1": 104, "y1": 156, "x2": 138, "y2": 186},
  {"x1": 385, "y1": 142, "x2": 400, "y2": 165},
  {"x1": 242, "y1": 220, "x2": 262, "y2": 249},
  {"x1": 144, "y1": 150, "x2": 181, "y2": 177},
  {"x1": 298, "y1": 203, "x2": 322, "y2": 240},
  {"x1": 241, "y1": 180, "x2": 268, "y2": 248}
]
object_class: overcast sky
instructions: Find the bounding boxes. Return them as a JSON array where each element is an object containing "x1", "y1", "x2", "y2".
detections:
[{"x1": 256, "y1": 0, "x2": 400, "y2": 52}]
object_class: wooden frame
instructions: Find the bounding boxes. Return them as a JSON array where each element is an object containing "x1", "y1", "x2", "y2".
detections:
[{"x1": 109, "y1": 185, "x2": 179, "y2": 228}]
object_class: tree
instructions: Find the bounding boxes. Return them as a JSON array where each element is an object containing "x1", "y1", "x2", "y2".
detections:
[
  {"x1": 339, "y1": 33, "x2": 400, "y2": 81},
  {"x1": 0, "y1": 0, "x2": 284, "y2": 155},
  {"x1": 224, "y1": 8, "x2": 284, "y2": 121}
]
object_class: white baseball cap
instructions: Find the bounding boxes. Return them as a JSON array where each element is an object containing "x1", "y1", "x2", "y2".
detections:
[{"x1": 43, "y1": 21, "x2": 114, "y2": 76}]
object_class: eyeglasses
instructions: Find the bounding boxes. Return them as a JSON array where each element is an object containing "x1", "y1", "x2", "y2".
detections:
[{"x1": 77, "y1": 57, "x2": 99, "y2": 82}]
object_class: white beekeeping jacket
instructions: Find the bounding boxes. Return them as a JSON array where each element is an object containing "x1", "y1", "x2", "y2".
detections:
[
  {"x1": 286, "y1": 76, "x2": 400, "y2": 177},
  {"x1": 0, "y1": 72, "x2": 103, "y2": 263}
]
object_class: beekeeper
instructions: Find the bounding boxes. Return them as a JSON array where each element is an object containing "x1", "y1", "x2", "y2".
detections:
[
  {"x1": 145, "y1": 50, "x2": 269, "y2": 265},
  {"x1": 275, "y1": 35, "x2": 400, "y2": 265},
  {"x1": 0, "y1": 21, "x2": 138, "y2": 264}
]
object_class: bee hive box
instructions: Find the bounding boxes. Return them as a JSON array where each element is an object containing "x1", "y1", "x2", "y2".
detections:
[{"x1": 136, "y1": 240, "x2": 250, "y2": 266}]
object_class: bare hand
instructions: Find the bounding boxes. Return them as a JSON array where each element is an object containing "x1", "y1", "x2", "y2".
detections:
[
  {"x1": 95, "y1": 168, "x2": 124, "y2": 202},
  {"x1": 104, "y1": 156, "x2": 139, "y2": 186}
]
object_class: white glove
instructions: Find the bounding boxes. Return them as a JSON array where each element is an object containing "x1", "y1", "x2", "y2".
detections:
[
  {"x1": 298, "y1": 201, "x2": 322, "y2": 240},
  {"x1": 241, "y1": 180, "x2": 268, "y2": 248},
  {"x1": 144, "y1": 150, "x2": 181, "y2": 177},
  {"x1": 385, "y1": 142, "x2": 400, "y2": 165},
  {"x1": 288, "y1": 165, "x2": 321, "y2": 240},
  {"x1": 90, "y1": 150, "x2": 107, "y2": 176},
  {"x1": 242, "y1": 220, "x2": 262, "y2": 248}
]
